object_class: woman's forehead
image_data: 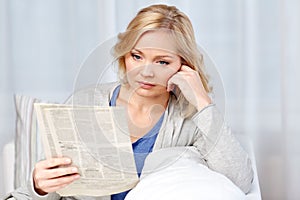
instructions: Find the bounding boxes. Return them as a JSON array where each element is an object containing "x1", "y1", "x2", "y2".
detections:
[{"x1": 134, "y1": 30, "x2": 178, "y2": 54}]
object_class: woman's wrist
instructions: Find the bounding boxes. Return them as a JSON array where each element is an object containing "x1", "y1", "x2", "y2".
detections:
[{"x1": 196, "y1": 96, "x2": 212, "y2": 111}]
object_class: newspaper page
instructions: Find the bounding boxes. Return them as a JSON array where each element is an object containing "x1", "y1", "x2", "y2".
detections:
[{"x1": 34, "y1": 103, "x2": 139, "y2": 196}]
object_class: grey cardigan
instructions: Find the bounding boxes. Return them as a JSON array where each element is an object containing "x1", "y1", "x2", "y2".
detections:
[{"x1": 5, "y1": 82, "x2": 253, "y2": 200}]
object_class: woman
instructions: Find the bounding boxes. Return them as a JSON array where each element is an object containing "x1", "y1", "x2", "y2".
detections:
[{"x1": 29, "y1": 4, "x2": 253, "y2": 200}]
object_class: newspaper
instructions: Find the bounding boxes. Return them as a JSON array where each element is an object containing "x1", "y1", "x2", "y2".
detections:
[{"x1": 34, "y1": 103, "x2": 139, "y2": 196}]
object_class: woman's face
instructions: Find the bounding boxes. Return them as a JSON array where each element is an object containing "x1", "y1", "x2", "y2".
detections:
[{"x1": 124, "y1": 30, "x2": 181, "y2": 98}]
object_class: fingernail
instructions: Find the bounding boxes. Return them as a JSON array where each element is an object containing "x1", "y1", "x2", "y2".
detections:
[{"x1": 65, "y1": 158, "x2": 71, "y2": 164}]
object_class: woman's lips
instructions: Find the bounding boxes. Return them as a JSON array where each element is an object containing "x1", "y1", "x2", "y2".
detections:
[{"x1": 138, "y1": 81, "x2": 155, "y2": 89}]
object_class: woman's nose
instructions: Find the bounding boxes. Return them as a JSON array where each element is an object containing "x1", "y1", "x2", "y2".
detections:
[{"x1": 140, "y1": 63, "x2": 154, "y2": 77}]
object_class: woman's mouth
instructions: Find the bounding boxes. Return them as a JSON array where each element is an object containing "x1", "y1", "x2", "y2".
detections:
[{"x1": 137, "y1": 81, "x2": 156, "y2": 89}]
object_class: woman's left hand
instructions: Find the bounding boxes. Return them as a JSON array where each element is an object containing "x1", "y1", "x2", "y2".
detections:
[{"x1": 167, "y1": 65, "x2": 211, "y2": 111}]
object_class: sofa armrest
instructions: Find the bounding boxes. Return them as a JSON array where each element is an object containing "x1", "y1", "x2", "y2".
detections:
[
  {"x1": 2, "y1": 141, "x2": 15, "y2": 195},
  {"x1": 236, "y1": 135, "x2": 262, "y2": 200}
]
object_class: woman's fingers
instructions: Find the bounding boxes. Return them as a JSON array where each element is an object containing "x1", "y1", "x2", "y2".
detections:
[
  {"x1": 180, "y1": 64, "x2": 195, "y2": 72},
  {"x1": 35, "y1": 165, "x2": 79, "y2": 179},
  {"x1": 167, "y1": 65, "x2": 211, "y2": 110},
  {"x1": 33, "y1": 157, "x2": 80, "y2": 195},
  {"x1": 167, "y1": 65, "x2": 196, "y2": 90},
  {"x1": 35, "y1": 173, "x2": 80, "y2": 193},
  {"x1": 36, "y1": 157, "x2": 71, "y2": 169},
  {"x1": 166, "y1": 73, "x2": 179, "y2": 92}
]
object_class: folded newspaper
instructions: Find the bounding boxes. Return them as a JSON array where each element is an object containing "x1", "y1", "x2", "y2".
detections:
[{"x1": 34, "y1": 103, "x2": 139, "y2": 196}]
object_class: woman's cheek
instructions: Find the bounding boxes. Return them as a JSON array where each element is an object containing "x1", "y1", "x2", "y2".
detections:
[
  {"x1": 125, "y1": 58, "x2": 134, "y2": 72},
  {"x1": 156, "y1": 70, "x2": 176, "y2": 87}
]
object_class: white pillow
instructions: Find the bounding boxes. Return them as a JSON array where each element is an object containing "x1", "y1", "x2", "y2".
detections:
[
  {"x1": 13, "y1": 95, "x2": 52, "y2": 188},
  {"x1": 125, "y1": 147, "x2": 245, "y2": 200}
]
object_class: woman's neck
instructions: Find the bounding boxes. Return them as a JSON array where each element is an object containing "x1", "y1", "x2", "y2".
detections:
[{"x1": 116, "y1": 84, "x2": 168, "y2": 140}]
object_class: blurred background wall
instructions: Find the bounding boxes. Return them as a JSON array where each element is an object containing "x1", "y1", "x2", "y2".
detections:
[{"x1": 0, "y1": 0, "x2": 299, "y2": 199}]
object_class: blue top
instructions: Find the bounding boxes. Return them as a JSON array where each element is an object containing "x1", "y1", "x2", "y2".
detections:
[{"x1": 109, "y1": 85, "x2": 164, "y2": 200}]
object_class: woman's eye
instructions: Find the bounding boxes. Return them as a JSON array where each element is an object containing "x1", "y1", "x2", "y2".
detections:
[
  {"x1": 131, "y1": 53, "x2": 141, "y2": 60},
  {"x1": 158, "y1": 60, "x2": 169, "y2": 65}
]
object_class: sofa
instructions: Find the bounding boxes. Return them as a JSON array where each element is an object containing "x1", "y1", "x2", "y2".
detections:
[{"x1": 1, "y1": 94, "x2": 262, "y2": 199}]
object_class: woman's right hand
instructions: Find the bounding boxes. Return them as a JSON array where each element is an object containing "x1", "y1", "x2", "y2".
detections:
[{"x1": 33, "y1": 157, "x2": 80, "y2": 195}]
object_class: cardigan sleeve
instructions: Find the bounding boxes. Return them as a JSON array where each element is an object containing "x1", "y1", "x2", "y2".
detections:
[
  {"x1": 2, "y1": 172, "x2": 60, "y2": 200},
  {"x1": 192, "y1": 104, "x2": 254, "y2": 194}
]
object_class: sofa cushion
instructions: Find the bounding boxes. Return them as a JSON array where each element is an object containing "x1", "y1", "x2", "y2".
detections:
[{"x1": 13, "y1": 95, "x2": 49, "y2": 188}]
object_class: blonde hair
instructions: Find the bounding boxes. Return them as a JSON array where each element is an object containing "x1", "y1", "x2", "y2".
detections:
[{"x1": 113, "y1": 4, "x2": 211, "y2": 117}]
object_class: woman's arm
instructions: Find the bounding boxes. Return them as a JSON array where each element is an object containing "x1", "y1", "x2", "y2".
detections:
[{"x1": 192, "y1": 104, "x2": 254, "y2": 194}]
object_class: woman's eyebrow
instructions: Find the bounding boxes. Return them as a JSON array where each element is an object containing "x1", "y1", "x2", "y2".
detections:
[
  {"x1": 155, "y1": 55, "x2": 175, "y2": 59},
  {"x1": 131, "y1": 48, "x2": 143, "y2": 54},
  {"x1": 132, "y1": 48, "x2": 176, "y2": 59}
]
